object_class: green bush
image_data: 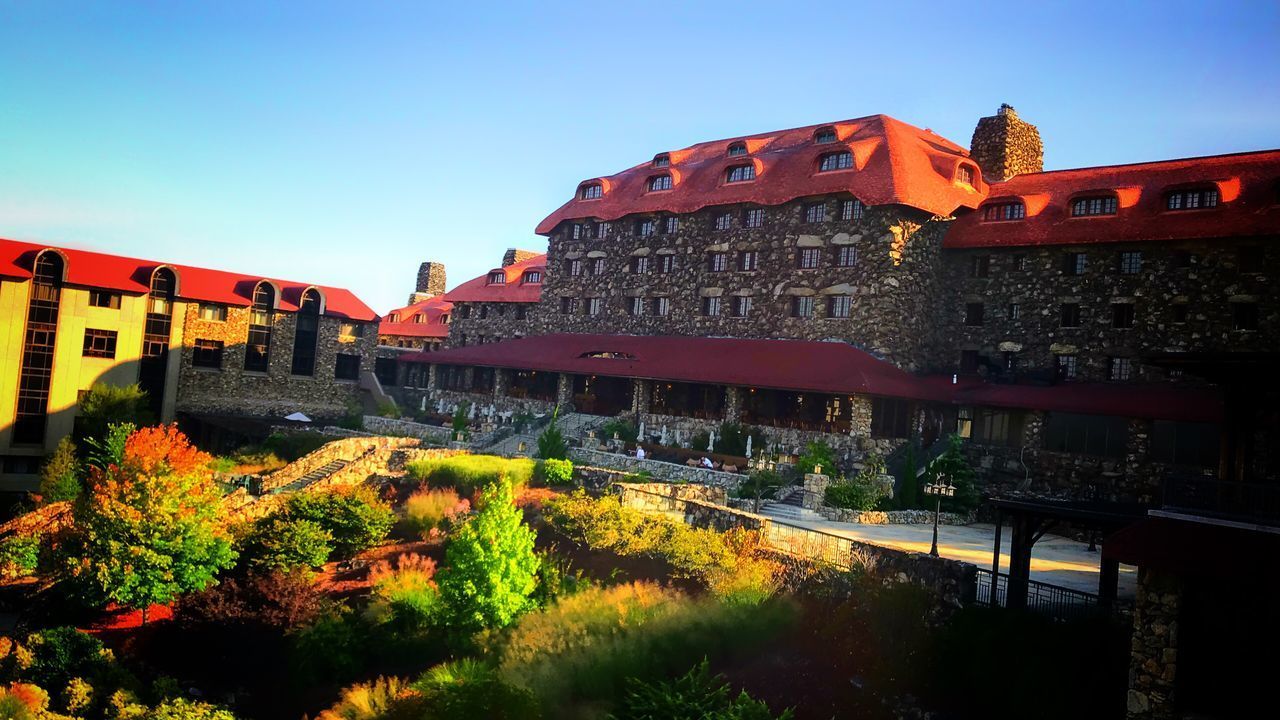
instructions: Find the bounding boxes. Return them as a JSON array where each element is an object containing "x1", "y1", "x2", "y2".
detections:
[
  {"x1": 437, "y1": 479, "x2": 540, "y2": 634},
  {"x1": 823, "y1": 454, "x2": 890, "y2": 511},
  {"x1": 414, "y1": 659, "x2": 541, "y2": 720},
  {"x1": 599, "y1": 419, "x2": 638, "y2": 443},
  {"x1": 406, "y1": 455, "x2": 536, "y2": 497},
  {"x1": 612, "y1": 658, "x2": 793, "y2": 720},
  {"x1": 495, "y1": 582, "x2": 794, "y2": 714},
  {"x1": 0, "y1": 534, "x2": 40, "y2": 580},
  {"x1": 712, "y1": 423, "x2": 766, "y2": 458},
  {"x1": 316, "y1": 676, "x2": 413, "y2": 720},
  {"x1": 733, "y1": 470, "x2": 787, "y2": 511},
  {"x1": 18, "y1": 627, "x2": 111, "y2": 694},
  {"x1": 289, "y1": 607, "x2": 370, "y2": 686},
  {"x1": 924, "y1": 435, "x2": 981, "y2": 514},
  {"x1": 534, "y1": 458, "x2": 573, "y2": 486},
  {"x1": 285, "y1": 486, "x2": 394, "y2": 559},
  {"x1": 141, "y1": 697, "x2": 239, "y2": 719},
  {"x1": 796, "y1": 440, "x2": 837, "y2": 476},
  {"x1": 77, "y1": 383, "x2": 153, "y2": 445},
  {"x1": 536, "y1": 423, "x2": 568, "y2": 461},
  {"x1": 243, "y1": 516, "x2": 334, "y2": 571},
  {"x1": 39, "y1": 437, "x2": 81, "y2": 504},
  {"x1": 261, "y1": 432, "x2": 330, "y2": 462}
]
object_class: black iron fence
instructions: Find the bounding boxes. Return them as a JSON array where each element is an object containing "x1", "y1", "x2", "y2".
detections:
[
  {"x1": 975, "y1": 568, "x2": 1107, "y2": 622},
  {"x1": 1161, "y1": 475, "x2": 1280, "y2": 526}
]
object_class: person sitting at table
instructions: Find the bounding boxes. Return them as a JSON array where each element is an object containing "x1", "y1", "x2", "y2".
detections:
[{"x1": 701, "y1": 456, "x2": 713, "y2": 469}]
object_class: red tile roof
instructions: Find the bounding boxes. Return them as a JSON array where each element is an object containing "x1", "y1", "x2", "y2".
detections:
[
  {"x1": 945, "y1": 150, "x2": 1280, "y2": 249},
  {"x1": 400, "y1": 333, "x2": 1222, "y2": 422},
  {"x1": 0, "y1": 237, "x2": 378, "y2": 321},
  {"x1": 378, "y1": 296, "x2": 453, "y2": 339},
  {"x1": 535, "y1": 114, "x2": 987, "y2": 235},
  {"x1": 443, "y1": 253, "x2": 546, "y2": 304}
]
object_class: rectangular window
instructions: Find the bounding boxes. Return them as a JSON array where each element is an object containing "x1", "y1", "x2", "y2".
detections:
[
  {"x1": 970, "y1": 255, "x2": 990, "y2": 278},
  {"x1": 871, "y1": 397, "x2": 911, "y2": 439},
  {"x1": 1007, "y1": 302, "x2": 1020, "y2": 320},
  {"x1": 88, "y1": 290, "x2": 120, "y2": 309},
  {"x1": 726, "y1": 164, "x2": 755, "y2": 182},
  {"x1": 591, "y1": 258, "x2": 606, "y2": 275},
  {"x1": 1055, "y1": 354, "x2": 1077, "y2": 380},
  {"x1": 956, "y1": 407, "x2": 973, "y2": 438},
  {"x1": 199, "y1": 303, "x2": 228, "y2": 322},
  {"x1": 835, "y1": 246, "x2": 856, "y2": 267},
  {"x1": 797, "y1": 248, "x2": 821, "y2": 269},
  {"x1": 964, "y1": 302, "x2": 985, "y2": 326},
  {"x1": 714, "y1": 213, "x2": 732, "y2": 231},
  {"x1": 744, "y1": 208, "x2": 765, "y2": 227},
  {"x1": 819, "y1": 151, "x2": 854, "y2": 172},
  {"x1": 971, "y1": 409, "x2": 1026, "y2": 447},
  {"x1": 828, "y1": 295, "x2": 851, "y2": 318},
  {"x1": 1232, "y1": 302, "x2": 1259, "y2": 331},
  {"x1": 1112, "y1": 303, "x2": 1135, "y2": 329},
  {"x1": 708, "y1": 252, "x2": 728, "y2": 272},
  {"x1": 1118, "y1": 251, "x2": 1143, "y2": 274},
  {"x1": 339, "y1": 322, "x2": 363, "y2": 341},
  {"x1": 1071, "y1": 196, "x2": 1118, "y2": 216},
  {"x1": 1045, "y1": 412, "x2": 1127, "y2": 457},
  {"x1": 664, "y1": 216, "x2": 679, "y2": 234},
  {"x1": 627, "y1": 296, "x2": 644, "y2": 316},
  {"x1": 587, "y1": 297, "x2": 602, "y2": 316},
  {"x1": 1166, "y1": 188, "x2": 1218, "y2": 210},
  {"x1": 572, "y1": 224, "x2": 582, "y2": 240},
  {"x1": 568, "y1": 259, "x2": 582, "y2": 277},
  {"x1": 1172, "y1": 303, "x2": 1189, "y2": 323},
  {"x1": 631, "y1": 256, "x2": 649, "y2": 274},
  {"x1": 658, "y1": 254, "x2": 675, "y2": 273},
  {"x1": 732, "y1": 296, "x2": 752, "y2": 318},
  {"x1": 193, "y1": 339, "x2": 224, "y2": 369},
  {"x1": 637, "y1": 219, "x2": 655, "y2": 237},
  {"x1": 1063, "y1": 252, "x2": 1087, "y2": 275},
  {"x1": 702, "y1": 296, "x2": 721, "y2": 316},
  {"x1": 652, "y1": 297, "x2": 670, "y2": 316},
  {"x1": 1108, "y1": 357, "x2": 1134, "y2": 381},
  {"x1": 560, "y1": 297, "x2": 577, "y2": 314},
  {"x1": 334, "y1": 353, "x2": 361, "y2": 381},
  {"x1": 599, "y1": 222, "x2": 611, "y2": 237},
  {"x1": 1151, "y1": 420, "x2": 1220, "y2": 466},
  {"x1": 804, "y1": 202, "x2": 827, "y2": 223},
  {"x1": 840, "y1": 199, "x2": 864, "y2": 221},
  {"x1": 82, "y1": 329, "x2": 117, "y2": 359},
  {"x1": 1060, "y1": 303, "x2": 1082, "y2": 328},
  {"x1": 1011, "y1": 254, "x2": 1026, "y2": 271},
  {"x1": 737, "y1": 251, "x2": 758, "y2": 271},
  {"x1": 791, "y1": 296, "x2": 814, "y2": 318}
]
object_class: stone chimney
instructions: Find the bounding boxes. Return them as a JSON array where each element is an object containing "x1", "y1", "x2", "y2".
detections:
[
  {"x1": 408, "y1": 261, "x2": 446, "y2": 305},
  {"x1": 502, "y1": 248, "x2": 539, "y2": 267},
  {"x1": 969, "y1": 104, "x2": 1044, "y2": 182}
]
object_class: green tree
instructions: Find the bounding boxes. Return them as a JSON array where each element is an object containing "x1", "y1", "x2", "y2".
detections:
[
  {"x1": 63, "y1": 425, "x2": 237, "y2": 622},
  {"x1": 452, "y1": 401, "x2": 470, "y2": 437},
  {"x1": 611, "y1": 658, "x2": 793, "y2": 720},
  {"x1": 796, "y1": 440, "x2": 837, "y2": 476},
  {"x1": 39, "y1": 437, "x2": 81, "y2": 503},
  {"x1": 285, "y1": 486, "x2": 394, "y2": 559},
  {"x1": 924, "y1": 434, "x2": 980, "y2": 513},
  {"x1": 735, "y1": 470, "x2": 786, "y2": 513},
  {"x1": 77, "y1": 383, "x2": 153, "y2": 444},
  {"x1": 83, "y1": 422, "x2": 136, "y2": 470},
  {"x1": 437, "y1": 479, "x2": 540, "y2": 633},
  {"x1": 536, "y1": 408, "x2": 569, "y2": 460},
  {"x1": 243, "y1": 516, "x2": 333, "y2": 571}
]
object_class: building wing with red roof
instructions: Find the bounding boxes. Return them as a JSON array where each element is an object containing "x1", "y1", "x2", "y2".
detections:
[
  {"x1": 0, "y1": 237, "x2": 378, "y2": 321},
  {"x1": 945, "y1": 149, "x2": 1280, "y2": 249},
  {"x1": 442, "y1": 253, "x2": 546, "y2": 304},
  {"x1": 378, "y1": 295, "x2": 453, "y2": 339},
  {"x1": 535, "y1": 114, "x2": 988, "y2": 235}
]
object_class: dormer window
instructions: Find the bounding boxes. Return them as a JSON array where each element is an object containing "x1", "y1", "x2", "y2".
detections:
[
  {"x1": 522, "y1": 270, "x2": 542, "y2": 284},
  {"x1": 487, "y1": 272, "x2": 506, "y2": 285},
  {"x1": 819, "y1": 151, "x2": 853, "y2": 172},
  {"x1": 579, "y1": 183, "x2": 603, "y2": 200},
  {"x1": 814, "y1": 127, "x2": 837, "y2": 144},
  {"x1": 648, "y1": 174, "x2": 673, "y2": 192},
  {"x1": 955, "y1": 164, "x2": 976, "y2": 185},
  {"x1": 1165, "y1": 187, "x2": 1219, "y2": 210},
  {"x1": 727, "y1": 142, "x2": 747, "y2": 157},
  {"x1": 983, "y1": 202, "x2": 1026, "y2": 221},
  {"x1": 726, "y1": 164, "x2": 755, "y2": 183},
  {"x1": 388, "y1": 313, "x2": 400, "y2": 323},
  {"x1": 412, "y1": 314, "x2": 426, "y2": 323},
  {"x1": 653, "y1": 153, "x2": 670, "y2": 168},
  {"x1": 1071, "y1": 195, "x2": 1118, "y2": 217},
  {"x1": 439, "y1": 314, "x2": 450, "y2": 324}
]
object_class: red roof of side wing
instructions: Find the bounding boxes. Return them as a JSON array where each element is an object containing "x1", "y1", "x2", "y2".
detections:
[
  {"x1": 945, "y1": 150, "x2": 1280, "y2": 248},
  {"x1": 0, "y1": 237, "x2": 379, "y2": 321},
  {"x1": 535, "y1": 114, "x2": 987, "y2": 235},
  {"x1": 443, "y1": 253, "x2": 546, "y2": 303},
  {"x1": 379, "y1": 296, "x2": 453, "y2": 339}
]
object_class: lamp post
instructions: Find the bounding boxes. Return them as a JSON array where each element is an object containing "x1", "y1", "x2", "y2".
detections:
[{"x1": 923, "y1": 475, "x2": 956, "y2": 558}]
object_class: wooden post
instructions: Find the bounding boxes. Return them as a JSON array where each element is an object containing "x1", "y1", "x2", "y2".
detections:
[
  {"x1": 991, "y1": 509, "x2": 1003, "y2": 603},
  {"x1": 1098, "y1": 556, "x2": 1120, "y2": 610},
  {"x1": 1006, "y1": 515, "x2": 1036, "y2": 611}
]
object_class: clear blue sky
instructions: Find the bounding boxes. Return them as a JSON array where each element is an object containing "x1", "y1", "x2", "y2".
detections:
[{"x1": 2, "y1": 1, "x2": 1277, "y2": 313}]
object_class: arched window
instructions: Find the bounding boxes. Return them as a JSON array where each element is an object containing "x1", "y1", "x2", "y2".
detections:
[
  {"x1": 648, "y1": 174, "x2": 673, "y2": 192},
  {"x1": 1071, "y1": 195, "x2": 1118, "y2": 216},
  {"x1": 814, "y1": 127, "x2": 837, "y2": 144},
  {"x1": 955, "y1": 164, "x2": 976, "y2": 185},
  {"x1": 245, "y1": 281, "x2": 275, "y2": 372},
  {"x1": 487, "y1": 271, "x2": 506, "y2": 285},
  {"x1": 1165, "y1": 186, "x2": 1219, "y2": 211},
  {"x1": 727, "y1": 141, "x2": 747, "y2": 157},
  {"x1": 579, "y1": 183, "x2": 603, "y2": 199},
  {"x1": 439, "y1": 313, "x2": 450, "y2": 324},
  {"x1": 725, "y1": 164, "x2": 755, "y2": 183},
  {"x1": 652, "y1": 153, "x2": 670, "y2": 168},
  {"x1": 983, "y1": 202, "x2": 1027, "y2": 221},
  {"x1": 291, "y1": 288, "x2": 321, "y2": 376},
  {"x1": 13, "y1": 251, "x2": 65, "y2": 444},
  {"x1": 522, "y1": 270, "x2": 542, "y2": 284},
  {"x1": 139, "y1": 267, "x2": 177, "y2": 414},
  {"x1": 819, "y1": 151, "x2": 853, "y2": 172}
]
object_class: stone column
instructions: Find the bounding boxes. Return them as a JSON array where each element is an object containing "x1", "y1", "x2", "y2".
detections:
[
  {"x1": 1127, "y1": 567, "x2": 1181, "y2": 720},
  {"x1": 802, "y1": 472, "x2": 830, "y2": 510},
  {"x1": 632, "y1": 379, "x2": 651, "y2": 416},
  {"x1": 556, "y1": 373, "x2": 575, "y2": 410},
  {"x1": 426, "y1": 364, "x2": 438, "y2": 393},
  {"x1": 724, "y1": 387, "x2": 744, "y2": 424},
  {"x1": 493, "y1": 368, "x2": 509, "y2": 399},
  {"x1": 1127, "y1": 419, "x2": 1155, "y2": 504},
  {"x1": 849, "y1": 395, "x2": 873, "y2": 440}
]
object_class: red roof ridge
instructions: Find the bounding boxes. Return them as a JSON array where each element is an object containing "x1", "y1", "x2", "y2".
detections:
[{"x1": 988, "y1": 148, "x2": 1280, "y2": 183}]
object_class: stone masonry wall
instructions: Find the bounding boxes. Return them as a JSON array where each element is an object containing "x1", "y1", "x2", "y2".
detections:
[
  {"x1": 1127, "y1": 567, "x2": 1181, "y2": 719},
  {"x1": 416, "y1": 261, "x2": 446, "y2": 297},
  {"x1": 535, "y1": 198, "x2": 952, "y2": 371},
  {"x1": 969, "y1": 104, "x2": 1044, "y2": 182},
  {"x1": 446, "y1": 300, "x2": 538, "y2": 347},
  {"x1": 176, "y1": 303, "x2": 379, "y2": 419}
]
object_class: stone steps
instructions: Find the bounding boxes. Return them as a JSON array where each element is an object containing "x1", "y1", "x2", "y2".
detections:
[
  {"x1": 484, "y1": 433, "x2": 538, "y2": 457},
  {"x1": 760, "y1": 502, "x2": 824, "y2": 522},
  {"x1": 270, "y1": 459, "x2": 349, "y2": 495}
]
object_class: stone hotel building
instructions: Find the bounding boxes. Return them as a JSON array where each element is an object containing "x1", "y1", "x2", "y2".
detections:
[{"x1": 0, "y1": 239, "x2": 379, "y2": 489}]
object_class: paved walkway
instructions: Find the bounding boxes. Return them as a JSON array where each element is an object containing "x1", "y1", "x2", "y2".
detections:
[{"x1": 769, "y1": 515, "x2": 1137, "y2": 599}]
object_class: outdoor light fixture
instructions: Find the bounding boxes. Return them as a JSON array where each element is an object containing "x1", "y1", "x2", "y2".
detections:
[{"x1": 923, "y1": 475, "x2": 956, "y2": 557}]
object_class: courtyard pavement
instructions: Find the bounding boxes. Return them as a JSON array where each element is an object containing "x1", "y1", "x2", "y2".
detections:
[{"x1": 769, "y1": 515, "x2": 1137, "y2": 599}]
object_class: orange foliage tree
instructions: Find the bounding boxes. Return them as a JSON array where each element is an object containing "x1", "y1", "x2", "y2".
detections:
[{"x1": 62, "y1": 425, "x2": 236, "y2": 622}]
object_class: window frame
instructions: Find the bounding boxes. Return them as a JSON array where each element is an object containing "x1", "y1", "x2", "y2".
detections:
[
  {"x1": 818, "y1": 151, "x2": 853, "y2": 172},
  {"x1": 81, "y1": 328, "x2": 118, "y2": 359}
]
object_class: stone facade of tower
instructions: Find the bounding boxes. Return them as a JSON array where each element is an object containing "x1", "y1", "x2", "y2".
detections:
[{"x1": 969, "y1": 104, "x2": 1044, "y2": 182}]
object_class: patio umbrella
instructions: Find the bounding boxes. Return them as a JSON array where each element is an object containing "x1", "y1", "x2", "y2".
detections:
[{"x1": 745, "y1": 435, "x2": 752, "y2": 458}]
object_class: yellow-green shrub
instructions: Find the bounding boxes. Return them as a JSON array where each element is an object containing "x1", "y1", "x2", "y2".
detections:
[{"x1": 406, "y1": 456, "x2": 535, "y2": 497}]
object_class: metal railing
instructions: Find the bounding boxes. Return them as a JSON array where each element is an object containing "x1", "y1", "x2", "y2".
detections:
[
  {"x1": 1160, "y1": 475, "x2": 1280, "y2": 526},
  {"x1": 975, "y1": 568, "x2": 1106, "y2": 622}
]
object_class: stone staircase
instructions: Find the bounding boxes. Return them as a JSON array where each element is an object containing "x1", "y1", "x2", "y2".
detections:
[
  {"x1": 484, "y1": 433, "x2": 539, "y2": 457},
  {"x1": 555, "y1": 412, "x2": 610, "y2": 439},
  {"x1": 269, "y1": 458, "x2": 351, "y2": 495},
  {"x1": 761, "y1": 487, "x2": 824, "y2": 522}
]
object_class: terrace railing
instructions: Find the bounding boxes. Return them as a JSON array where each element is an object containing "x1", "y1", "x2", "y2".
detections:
[
  {"x1": 975, "y1": 568, "x2": 1110, "y2": 622},
  {"x1": 1160, "y1": 475, "x2": 1280, "y2": 526}
]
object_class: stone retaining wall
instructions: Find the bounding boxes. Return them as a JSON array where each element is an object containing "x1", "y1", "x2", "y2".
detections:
[
  {"x1": 814, "y1": 507, "x2": 972, "y2": 526},
  {"x1": 570, "y1": 447, "x2": 745, "y2": 489},
  {"x1": 258, "y1": 436, "x2": 420, "y2": 493},
  {"x1": 361, "y1": 415, "x2": 452, "y2": 443}
]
